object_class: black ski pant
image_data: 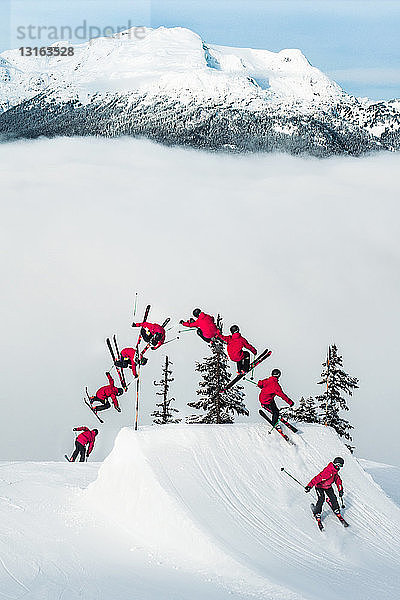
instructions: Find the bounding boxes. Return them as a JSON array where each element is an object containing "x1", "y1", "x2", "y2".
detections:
[
  {"x1": 141, "y1": 328, "x2": 155, "y2": 343},
  {"x1": 92, "y1": 395, "x2": 111, "y2": 412},
  {"x1": 71, "y1": 441, "x2": 86, "y2": 462},
  {"x1": 262, "y1": 400, "x2": 280, "y2": 426},
  {"x1": 236, "y1": 351, "x2": 250, "y2": 374},
  {"x1": 196, "y1": 329, "x2": 212, "y2": 343},
  {"x1": 314, "y1": 487, "x2": 340, "y2": 515}
]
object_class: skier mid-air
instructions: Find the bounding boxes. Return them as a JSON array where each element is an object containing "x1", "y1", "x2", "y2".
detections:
[
  {"x1": 115, "y1": 347, "x2": 138, "y2": 378},
  {"x1": 180, "y1": 309, "x2": 221, "y2": 343},
  {"x1": 89, "y1": 372, "x2": 123, "y2": 413},
  {"x1": 67, "y1": 426, "x2": 98, "y2": 462},
  {"x1": 132, "y1": 320, "x2": 167, "y2": 364},
  {"x1": 217, "y1": 325, "x2": 257, "y2": 373},
  {"x1": 305, "y1": 457, "x2": 347, "y2": 528},
  {"x1": 258, "y1": 368, "x2": 294, "y2": 426}
]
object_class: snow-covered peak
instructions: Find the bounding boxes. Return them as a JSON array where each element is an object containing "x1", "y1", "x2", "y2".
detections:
[
  {"x1": 0, "y1": 25, "x2": 344, "y2": 110},
  {"x1": 206, "y1": 43, "x2": 342, "y2": 102}
]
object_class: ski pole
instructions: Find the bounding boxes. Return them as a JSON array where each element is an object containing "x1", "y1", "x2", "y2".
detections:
[
  {"x1": 133, "y1": 292, "x2": 138, "y2": 318},
  {"x1": 269, "y1": 419, "x2": 281, "y2": 435},
  {"x1": 163, "y1": 337, "x2": 179, "y2": 345},
  {"x1": 243, "y1": 377, "x2": 258, "y2": 386},
  {"x1": 177, "y1": 329, "x2": 196, "y2": 334},
  {"x1": 280, "y1": 467, "x2": 305, "y2": 488}
]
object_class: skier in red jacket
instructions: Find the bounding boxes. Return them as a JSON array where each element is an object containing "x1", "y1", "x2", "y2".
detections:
[
  {"x1": 218, "y1": 325, "x2": 257, "y2": 373},
  {"x1": 115, "y1": 347, "x2": 138, "y2": 378},
  {"x1": 68, "y1": 427, "x2": 98, "y2": 462},
  {"x1": 180, "y1": 309, "x2": 221, "y2": 343},
  {"x1": 89, "y1": 372, "x2": 123, "y2": 413},
  {"x1": 258, "y1": 368, "x2": 294, "y2": 427},
  {"x1": 132, "y1": 321, "x2": 166, "y2": 350},
  {"x1": 305, "y1": 457, "x2": 344, "y2": 518}
]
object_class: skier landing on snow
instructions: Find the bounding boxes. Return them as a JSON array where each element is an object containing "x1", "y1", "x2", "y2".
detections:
[
  {"x1": 258, "y1": 368, "x2": 294, "y2": 426},
  {"x1": 217, "y1": 325, "x2": 257, "y2": 374},
  {"x1": 89, "y1": 372, "x2": 123, "y2": 414},
  {"x1": 68, "y1": 427, "x2": 98, "y2": 462},
  {"x1": 305, "y1": 457, "x2": 344, "y2": 519},
  {"x1": 180, "y1": 309, "x2": 221, "y2": 343}
]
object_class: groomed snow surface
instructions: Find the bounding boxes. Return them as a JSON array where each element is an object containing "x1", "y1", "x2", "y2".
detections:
[{"x1": 1, "y1": 423, "x2": 399, "y2": 599}]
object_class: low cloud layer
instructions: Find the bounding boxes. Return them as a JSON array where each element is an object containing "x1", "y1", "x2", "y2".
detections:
[{"x1": 1, "y1": 138, "x2": 399, "y2": 465}]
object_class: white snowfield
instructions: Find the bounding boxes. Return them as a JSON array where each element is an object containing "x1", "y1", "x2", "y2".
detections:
[
  {"x1": 0, "y1": 26, "x2": 344, "y2": 111},
  {"x1": 1, "y1": 423, "x2": 399, "y2": 599}
]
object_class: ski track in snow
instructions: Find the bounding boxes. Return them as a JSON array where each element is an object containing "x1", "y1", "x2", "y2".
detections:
[{"x1": 0, "y1": 425, "x2": 399, "y2": 599}]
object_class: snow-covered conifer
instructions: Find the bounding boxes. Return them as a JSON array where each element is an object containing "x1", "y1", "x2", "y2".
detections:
[
  {"x1": 152, "y1": 356, "x2": 181, "y2": 425},
  {"x1": 316, "y1": 344, "x2": 358, "y2": 445},
  {"x1": 282, "y1": 396, "x2": 320, "y2": 424},
  {"x1": 187, "y1": 316, "x2": 248, "y2": 424}
]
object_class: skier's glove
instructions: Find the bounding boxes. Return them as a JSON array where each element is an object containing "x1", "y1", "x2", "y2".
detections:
[
  {"x1": 304, "y1": 486, "x2": 311, "y2": 493},
  {"x1": 131, "y1": 322, "x2": 136, "y2": 327},
  {"x1": 179, "y1": 320, "x2": 184, "y2": 325},
  {"x1": 338, "y1": 490, "x2": 344, "y2": 497},
  {"x1": 73, "y1": 428, "x2": 78, "y2": 431}
]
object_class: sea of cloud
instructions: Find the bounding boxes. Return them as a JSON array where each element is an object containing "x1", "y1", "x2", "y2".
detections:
[{"x1": 1, "y1": 137, "x2": 399, "y2": 465}]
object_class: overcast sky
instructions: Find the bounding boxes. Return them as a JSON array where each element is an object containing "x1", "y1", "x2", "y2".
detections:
[
  {"x1": 1, "y1": 0, "x2": 400, "y2": 99},
  {"x1": 1, "y1": 137, "x2": 399, "y2": 466}
]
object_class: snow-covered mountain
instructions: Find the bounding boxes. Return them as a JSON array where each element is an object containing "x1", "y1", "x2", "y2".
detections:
[
  {"x1": 1, "y1": 26, "x2": 399, "y2": 155},
  {"x1": 1, "y1": 423, "x2": 399, "y2": 599}
]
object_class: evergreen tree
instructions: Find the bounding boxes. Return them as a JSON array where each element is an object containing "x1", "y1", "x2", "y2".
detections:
[
  {"x1": 316, "y1": 344, "x2": 359, "y2": 445},
  {"x1": 187, "y1": 316, "x2": 248, "y2": 424},
  {"x1": 152, "y1": 356, "x2": 181, "y2": 425},
  {"x1": 281, "y1": 396, "x2": 320, "y2": 424}
]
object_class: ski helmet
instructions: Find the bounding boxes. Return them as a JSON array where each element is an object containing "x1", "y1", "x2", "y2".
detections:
[
  {"x1": 230, "y1": 325, "x2": 240, "y2": 334},
  {"x1": 271, "y1": 368, "x2": 281, "y2": 378},
  {"x1": 117, "y1": 388, "x2": 124, "y2": 396},
  {"x1": 333, "y1": 457, "x2": 344, "y2": 468},
  {"x1": 93, "y1": 429, "x2": 99, "y2": 436},
  {"x1": 193, "y1": 308, "x2": 201, "y2": 318}
]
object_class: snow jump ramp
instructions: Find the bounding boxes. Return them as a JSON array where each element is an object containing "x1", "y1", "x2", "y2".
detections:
[{"x1": 86, "y1": 423, "x2": 400, "y2": 600}]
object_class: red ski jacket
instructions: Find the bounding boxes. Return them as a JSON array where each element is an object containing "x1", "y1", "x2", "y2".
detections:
[
  {"x1": 182, "y1": 312, "x2": 220, "y2": 339},
  {"x1": 75, "y1": 427, "x2": 96, "y2": 456},
  {"x1": 96, "y1": 373, "x2": 120, "y2": 408},
  {"x1": 257, "y1": 376, "x2": 293, "y2": 407},
  {"x1": 136, "y1": 321, "x2": 166, "y2": 349},
  {"x1": 307, "y1": 462, "x2": 343, "y2": 492},
  {"x1": 218, "y1": 332, "x2": 257, "y2": 362},
  {"x1": 121, "y1": 347, "x2": 137, "y2": 377}
]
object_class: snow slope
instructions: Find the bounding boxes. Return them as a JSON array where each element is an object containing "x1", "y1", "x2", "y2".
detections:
[
  {"x1": 0, "y1": 424, "x2": 399, "y2": 599},
  {"x1": 86, "y1": 423, "x2": 400, "y2": 600}
]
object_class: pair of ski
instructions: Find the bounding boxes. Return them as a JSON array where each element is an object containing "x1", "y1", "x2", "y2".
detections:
[
  {"x1": 258, "y1": 408, "x2": 297, "y2": 445},
  {"x1": 311, "y1": 501, "x2": 349, "y2": 531},
  {"x1": 84, "y1": 386, "x2": 104, "y2": 423},
  {"x1": 106, "y1": 335, "x2": 127, "y2": 390},
  {"x1": 132, "y1": 304, "x2": 151, "y2": 364},
  {"x1": 137, "y1": 315, "x2": 171, "y2": 364},
  {"x1": 219, "y1": 348, "x2": 273, "y2": 395}
]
